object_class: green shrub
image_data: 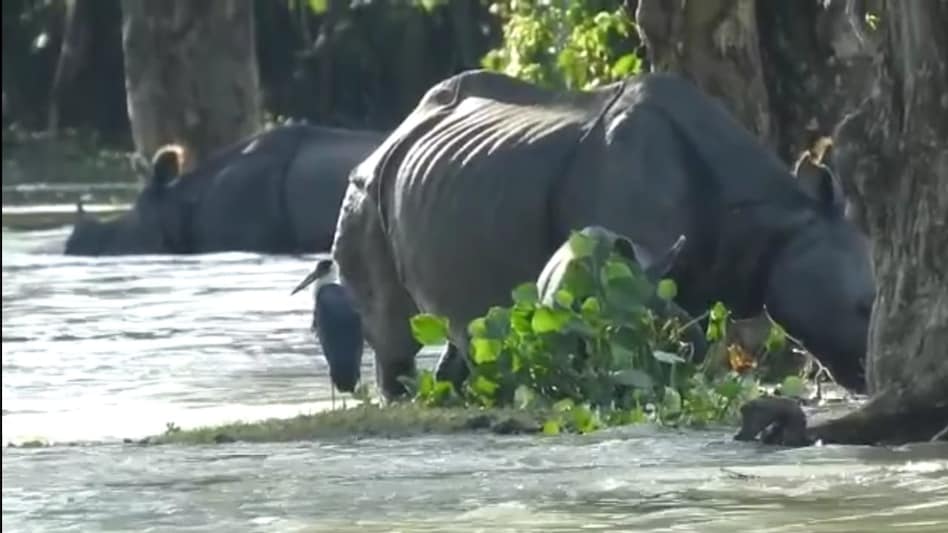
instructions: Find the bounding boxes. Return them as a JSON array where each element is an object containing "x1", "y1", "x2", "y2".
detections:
[
  {"x1": 481, "y1": 0, "x2": 643, "y2": 90},
  {"x1": 406, "y1": 229, "x2": 796, "y2": 434}
]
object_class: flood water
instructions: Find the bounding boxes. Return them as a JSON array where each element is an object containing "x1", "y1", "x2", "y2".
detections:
[{"x1": 3, "y1": 218, "x2": 948, "y2": 532}]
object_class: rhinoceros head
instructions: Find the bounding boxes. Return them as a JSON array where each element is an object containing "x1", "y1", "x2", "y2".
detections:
[
  {"x1": 63, "y1": 145, "x2": 189, "y2": 256},
  {"x1": 765, "y1": 148, "x2": 875, "y2": 393}
]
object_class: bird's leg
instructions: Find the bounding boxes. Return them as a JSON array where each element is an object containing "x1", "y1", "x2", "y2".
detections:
[{"x1": 331, "y1": 380, "x2": 336, "y2": 410}]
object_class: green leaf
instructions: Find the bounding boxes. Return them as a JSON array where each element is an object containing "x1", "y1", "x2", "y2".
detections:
[
  {"x1": 510, "y1": 306, "x2": 534, "y2": 335},
  {"x1": 715, "y1": 378, "x2": 743, "y2": 400},
  {"x1": 611, "y1": 53, "x2": 641, "y2": 78},
  {"x1": 484, "y1": 306, "x2": 512, "y2": 339},
  {"x1": 542, "y1": 419, "x2": 561, "y2": 435},
  {"x1": 709, "y1": 301, "x2": 730, "y2": 323},
  {"x1": 781, "y1": 376, "x2": 807, "y2": 398},
  {"x1": 411, "y1": 314, "x2": 449, "y2": 345},
  {"x1": 653, "y1": 350, "x2": 685, "y2": 365},
  {"x1": 468, "y1": 317, "x2": 488, "y2": 339},
  {"x1": 580, "y1": 297, "x2": 601, "y2": 319},
  {"x1": 612, "y1": 368, "x2": 654, "y2": 389},
  {"x1": 307, "y1": 0, "x2": 328, "y2": 14},
  {"x1": 471, "y1": 338, "x2": 502, "y2": 364},
  {"x1": 764, "y1": 321, "x2": 787, "y2": 354},
  {"x1": 532, "y1": 307, "x2": 570, "y2": 333},
  {"x1": 416, "y1": 370, "x2": 436, "y2": 397},
  {"x1": 512, "y1": 283, "x2": 539, "y2": 305},
  {"x1": 601, "y1": 259, "x2": 634, "y2": 282},
  {"x1": 568, "y1": 231, "x2": 596, "y2": 258},
  {"x1": 470, "y1": 375, "x2": 499, "y2": 401},
  {"x1": 656, "y1": 278, "x2": 678, "y2": 302},
  {"x1": 605, "y1": 276, "x2": 653, "y2": 311},
  {"x1": 554, "y1": 289, "x2": 575, "y2": 309}
]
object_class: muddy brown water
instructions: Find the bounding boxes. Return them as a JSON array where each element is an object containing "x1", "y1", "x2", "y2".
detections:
[{"x1": 3, "y1": 213, "x2": 947, "y2": 532}]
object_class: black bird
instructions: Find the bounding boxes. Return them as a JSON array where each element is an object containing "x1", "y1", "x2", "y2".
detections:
[{"x1": 292, "y1": 259, "x2": 364, "y2": 403}]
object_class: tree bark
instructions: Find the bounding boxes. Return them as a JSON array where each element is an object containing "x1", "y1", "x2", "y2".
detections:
[
  {"x1": 47, "y1": 0, "x2": 90, "y2": 136},
  {"x1": 121, "y1": 0, "x2": 261, "y2": 171},
  {"x1": 813, "y1": 0, "x2": 948, "y2": 443},
  {"x1": 735, "y1": 0, "x2": 948, "y2": 446},
  {"x1": 635, "y1": 0, "x2": 773, "y2": 144}
]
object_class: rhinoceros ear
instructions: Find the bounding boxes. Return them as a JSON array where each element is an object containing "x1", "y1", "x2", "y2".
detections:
[
  {"x1": 150, "y1": 144, "x2": 185, "y2": 189},
  {"x1": 793, "y1": 137, "x2": 845, "y2": 213}
]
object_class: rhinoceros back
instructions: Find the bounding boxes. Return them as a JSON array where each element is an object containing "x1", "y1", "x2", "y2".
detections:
[{"x1": 352, "y1": 70, "x2": 626, "y2": 335}]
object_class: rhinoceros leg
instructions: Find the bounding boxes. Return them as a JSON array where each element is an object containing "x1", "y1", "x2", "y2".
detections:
[{"x1": 332, "y1": 184, "x2": 421, "y2": 402}]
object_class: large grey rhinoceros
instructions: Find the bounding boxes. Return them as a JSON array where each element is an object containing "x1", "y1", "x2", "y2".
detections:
[
  {"x1": 64, "y1": 123, "x2": 385, "y2": 256},
  {"x1": 331, "y1": 69, "x2": 875, "y2": 400}
]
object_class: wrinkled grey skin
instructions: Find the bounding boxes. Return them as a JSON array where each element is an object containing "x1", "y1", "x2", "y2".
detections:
[
  {"x1": 332, "y1": 70, "x2": 875, "y2": 401},
  {"x1": 433, "y1": 226, "x2": 704, "y2": 390},
  {"x1": 64, "y1": 124, "x2": 385, "y2": 256}
]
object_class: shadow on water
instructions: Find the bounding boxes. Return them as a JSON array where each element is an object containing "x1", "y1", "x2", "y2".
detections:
[{"x1": 3, "y1": 218, "x2": 947, "y2": 532}]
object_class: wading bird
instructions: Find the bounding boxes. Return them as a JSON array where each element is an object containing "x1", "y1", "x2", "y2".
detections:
[{"x1": 292, "y1": 259, "x2": 364, "y2": 407}]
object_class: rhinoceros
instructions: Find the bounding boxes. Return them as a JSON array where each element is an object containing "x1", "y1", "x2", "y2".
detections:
[
  {"x1": 64, "y1": 123, "x2": 385, "y2": 256},
  {"x1": 330, "y1": 69, "x2": 875, "y2": 400}
]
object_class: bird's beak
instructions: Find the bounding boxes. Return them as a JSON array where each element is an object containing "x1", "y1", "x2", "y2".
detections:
[{"x1": 291, "y1": 269, "x2": 320, "y2": 295}]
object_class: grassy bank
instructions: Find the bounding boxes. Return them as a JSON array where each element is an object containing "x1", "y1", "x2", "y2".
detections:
[{"x1": 145, "y1": 404, "x2": 549, "y2": 445}]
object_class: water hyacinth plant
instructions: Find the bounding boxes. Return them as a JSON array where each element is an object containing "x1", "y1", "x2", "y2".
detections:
[{"x1": 408, "y1": 229, "x2": 796, "y2": 434}]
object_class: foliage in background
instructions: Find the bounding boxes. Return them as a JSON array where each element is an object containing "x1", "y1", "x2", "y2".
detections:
[
  {"x1": 407, "y1": 229, "x2": 798, "y2": 435},
  {"x1": 481, "y1": 0, "x2": 643, "y2": 89}
]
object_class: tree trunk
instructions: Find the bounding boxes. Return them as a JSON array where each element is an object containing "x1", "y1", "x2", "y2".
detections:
[
  {"x1": 121, "y1": 0, "x2": 261, "y2": 171},
  {"x1": 808, "y1": 0, "x2": 948, "y2": 444},
  {"x1": 734, "y1": 0, "x2": 948, "y2": 446},
  {"x1": 634, "y1": 0, "x2": 773, "y2": 144},
  {"x1": 47, "y1": 0, "x2": 90, "y2": 136}
]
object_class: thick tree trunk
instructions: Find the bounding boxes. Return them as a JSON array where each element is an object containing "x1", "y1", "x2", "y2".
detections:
[
  {"x1": 635, "y1": 0, "x2": 773, "y2": 144},
  {"x1": 121, "y1": 0, "x2": 261, "y2": 170},
  {"x1": 735, "y1": 0, "x2": 948, "y2": 446},
  {"x1": 47, "y1": 0, "x2": 90, "y2": 136},
  {"x1": 811, "y1": 0, "x2": 948, "y2": 444}
]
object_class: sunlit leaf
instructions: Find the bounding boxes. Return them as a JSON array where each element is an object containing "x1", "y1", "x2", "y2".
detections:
[
  {"x1": 471, "y1": 338, "x2": 502, "y2": 364},
  {"x1": 468, "y1": 317, "x2": 488, "y2": 338},
  {"x1": 410, "y1": 314, "x2": 449, "y2": 345},
  {"x1": 307, "y1": 0, "x2": 328, "y2": 14},
  {"x1": 470, "y1": 375, "x2": 499, "y2": 401},
  {"x1": 554, "y1": 289, "x2": 575, "y2": 309},
  {"x1": 781, "y1": 376, "x2": 807, "y2": 398},
  {"x1": 611, "y1": 53, "x2": 640, "y2": 77},
  {"x1": 532, "y1": 306, "x2": 570, "y2": 333},
  {"x1": 580, "y1": 296, "x2": 601, "y2": 318},
  {"x1": 764, "y1": 321, "x2": 787, "y2": 354},
  {"x1": 656, "y1": 278, "x2": 678, "y2": 302},
  {"x1": 542, "y1": 419, "x2": 561, "y2": 435},
  {"x1": 568, "y1": 231, "x2": 596, "y2": 258}
]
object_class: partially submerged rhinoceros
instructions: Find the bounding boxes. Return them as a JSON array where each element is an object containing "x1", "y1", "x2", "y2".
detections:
[
  {"x1": 330, "y1": 69, "x2": 875, "y2": 400},
  {"x1": 64, "y1": 123, "x2": 385, "y2": 256}
]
